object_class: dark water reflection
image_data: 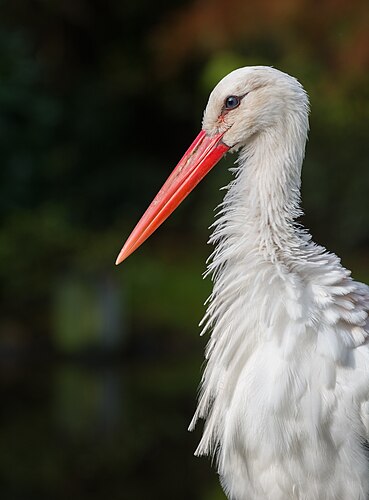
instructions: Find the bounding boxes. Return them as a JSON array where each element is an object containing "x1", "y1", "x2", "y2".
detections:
[{"x1": 0, "y1": 349, "x2": 225, "y2": 500}]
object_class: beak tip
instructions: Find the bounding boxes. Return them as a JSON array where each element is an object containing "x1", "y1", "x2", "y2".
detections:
[
  {"x1": 115, "y1": 242, "x2": 134, "y2": 266},
  {"x1": 115, "y1": 249, "x2": 126, "y2": 266}
]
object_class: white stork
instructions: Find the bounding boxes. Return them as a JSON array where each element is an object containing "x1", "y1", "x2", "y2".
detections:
[{"x1": 116, "y1": 67, "x2": 369, "y2": 500}]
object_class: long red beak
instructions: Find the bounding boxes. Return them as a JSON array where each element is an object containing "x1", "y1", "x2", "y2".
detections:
[{"x1": 115, "y1": 130, "x2": 230, "y2": 265}]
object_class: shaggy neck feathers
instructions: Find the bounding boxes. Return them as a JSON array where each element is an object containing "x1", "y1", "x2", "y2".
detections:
[{"x1": 208, "y1": 114, "x2": 309, "y2": 279}]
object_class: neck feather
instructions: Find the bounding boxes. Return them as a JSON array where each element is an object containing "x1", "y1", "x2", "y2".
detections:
[{"x1": 208, "y1": 118, "x2": 308, "y2": 269}]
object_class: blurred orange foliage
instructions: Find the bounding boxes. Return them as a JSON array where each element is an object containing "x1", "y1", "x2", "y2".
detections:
[{"x1": 151, "y1": 0, "x2": 369, "y2": 86}]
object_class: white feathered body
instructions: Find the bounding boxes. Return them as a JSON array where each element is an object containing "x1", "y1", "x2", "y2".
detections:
[
  {"x1": 190, "y1": 69, "x2": 369, "y2": 500},
  {"x1": 191, "y1": 232, "x2": 369, "y2": 499}
]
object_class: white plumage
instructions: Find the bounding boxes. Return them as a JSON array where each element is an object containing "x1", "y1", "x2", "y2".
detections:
[
  {"x1": 187, "y1": 67, "x2": 369, "y2": 500},
  {"x1": 117, "y1": 66, "x2": 369, "y2": 500}
]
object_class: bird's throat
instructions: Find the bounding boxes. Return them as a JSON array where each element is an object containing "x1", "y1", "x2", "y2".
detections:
[{"x1": 226, "y1": 129, "x2": 306, "y2": 257}]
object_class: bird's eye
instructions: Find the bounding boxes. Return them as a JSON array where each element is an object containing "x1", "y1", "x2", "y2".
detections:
[{"x1": 225, "y1": 95, "x2": 240, "y2": 110}]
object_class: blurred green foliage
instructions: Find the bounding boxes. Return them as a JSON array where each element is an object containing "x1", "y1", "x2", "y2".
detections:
[{"x1": 0, "y1": 359, "x2": 224, "y2": 500}]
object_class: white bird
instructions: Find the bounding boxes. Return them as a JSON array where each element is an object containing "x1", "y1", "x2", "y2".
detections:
[{"x1": 116, "y1": 66, "x2": 369, "y2": 500}]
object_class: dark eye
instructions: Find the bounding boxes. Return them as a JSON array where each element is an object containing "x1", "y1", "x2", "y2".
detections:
[{"x1": 225, "y1": 95, "x2": 240, "y2": 110}]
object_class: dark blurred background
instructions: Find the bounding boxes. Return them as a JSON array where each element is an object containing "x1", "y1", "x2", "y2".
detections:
[{"x1": 0, "y1": 0, "x2": 368, "y2": 499}]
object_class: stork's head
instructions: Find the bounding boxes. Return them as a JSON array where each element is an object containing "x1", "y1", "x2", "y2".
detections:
[
  {"x1": 203, "y1": 66, "x2": 309, "y2": 151},
  {"x1": 116, "y1": 66, "x2": 308, "y2": 264}
]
